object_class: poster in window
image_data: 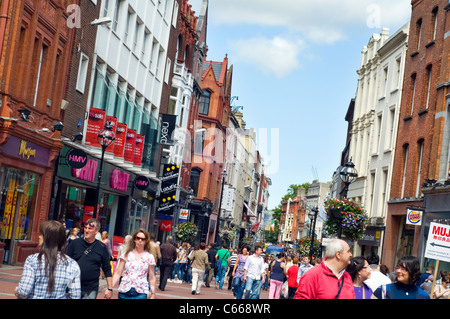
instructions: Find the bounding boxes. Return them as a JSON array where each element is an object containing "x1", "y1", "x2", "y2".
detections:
[
  {"x1": 124, "y1": 129, "x2": 136, "y2": 162},
  {"x1": 114, "y1": 123, "x2": 127, "y2": 158},
  {"x1": 85, "y1": 108, "x2": 106, "y2": 147}
]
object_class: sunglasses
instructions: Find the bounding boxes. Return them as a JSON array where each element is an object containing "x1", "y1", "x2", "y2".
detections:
[
  {"x1": 84, "y1": 222, "x2": 96, "y2": 229},
  {"x1": 135, "y1": 236, "x2": 147, "y2": 242}
]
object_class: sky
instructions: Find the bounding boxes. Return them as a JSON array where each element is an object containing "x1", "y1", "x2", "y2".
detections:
[{"x1": 189, "y1": 0, "x2": 411, "y2": 210}]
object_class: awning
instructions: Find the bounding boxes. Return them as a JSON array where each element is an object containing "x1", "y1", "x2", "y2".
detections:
[{"x1": 243, "y1": 202, "x2": 256, "y2": 217}]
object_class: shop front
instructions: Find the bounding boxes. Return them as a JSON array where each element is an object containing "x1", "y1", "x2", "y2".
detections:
[
  {"x1": 0, "y1": 135, "x2": 59, "y2": 265},
  {"x1": 51, "y1": 146, "x2": 157, "y2": 241}
]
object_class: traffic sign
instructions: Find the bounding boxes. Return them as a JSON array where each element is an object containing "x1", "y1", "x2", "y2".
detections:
[{"x1": 424, "y1": 222, "x2": 450, "y2": 263}]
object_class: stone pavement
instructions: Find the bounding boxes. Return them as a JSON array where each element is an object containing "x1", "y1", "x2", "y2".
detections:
[{"x1": 0, "y1": 265, "x2": 270, "y2": 300}]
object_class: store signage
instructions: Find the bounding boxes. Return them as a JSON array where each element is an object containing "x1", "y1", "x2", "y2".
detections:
[
  {"x1": 3, "y1": 136, "x2": 50, "y2": 166},
  {"x1": 66, "y1": 148, "x2": 88, "y2": 169},
  {"x1": 71, "y1": 159, "x2": 98, "y2": 182},
  {"x1": 113, "y1": 123, "x2": 127, "y2": 158},
  {"x1": 110, "y1": 169, "x2": 130, "y2": 192},
  {"x1": 160, "y1": 114, "x2": 177, "y2": 145},
  {"x1": 85, "y1": 108, "x2": 106, "y2": 147},
  {"x1": 160, "y1": 219, "x2": 173, "y2": 231},
  {"x1": 135, "y1": 175, "x2": 150, "y2": 190},
  {"x1": 179, "y1": 209, "x2": 190, "y2": 222},
  {"x1": 112, "y1": 236, "x2": 124, "y2": 259},
  {"x1": 406, "y1": 208, "x2": 423, "y2": 225},
  {"x1": 425, "y1": 222, "x2": 450, "y2": 263},
  {"x1": 157, "y1": 164, "x2": 180, "y2": 213}
]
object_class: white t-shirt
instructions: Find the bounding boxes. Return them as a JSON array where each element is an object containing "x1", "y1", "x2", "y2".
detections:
[{"x1": 244, "y1": 254, "x2": 265, "y2": 280}]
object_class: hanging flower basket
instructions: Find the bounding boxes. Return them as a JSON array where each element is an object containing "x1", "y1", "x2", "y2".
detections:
[
  {"x1": 240, "y1": 237, "x2": 253, "y2": 248},
  {"x1": 219, "y1": 226, "x2": 236, "y2": 242},
  {"x1": 323, "y1": 198, "x2": 369, "y2": 241},
  {"x1": 297, "y1": 236, "x2": 321, "y2": 258},
  {"x1": 173, "y1": 222, "x2": 198, "y2": 243}
]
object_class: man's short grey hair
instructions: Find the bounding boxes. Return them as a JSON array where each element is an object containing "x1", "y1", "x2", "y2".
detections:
[{"x1": 325, "y1": 239, "x2": 344, "y2": 258}]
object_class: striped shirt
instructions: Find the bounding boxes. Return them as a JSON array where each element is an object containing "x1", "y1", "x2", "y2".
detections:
[
  {"x1": 16, "y1": 253, "x2": 81, "y2": 299},
  {"x1": 229, "y1": 253, "x2": 237, "y2": 267}
]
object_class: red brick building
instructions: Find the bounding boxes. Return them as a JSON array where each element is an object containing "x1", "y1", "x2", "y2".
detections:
[
  {"x1": 188, "y1": 55, "x2": 232, "y2": 244},
  {"x1": 0, "y1": 0, "x2": 73, "y2": 264},
  {"x1": 384, "y1": 0, "x2": 450, "y2": 270}
]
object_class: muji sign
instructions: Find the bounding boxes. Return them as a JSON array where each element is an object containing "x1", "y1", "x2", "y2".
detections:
[{"x1": 425, "y1": 222, "x2": 450, "y2": 263}]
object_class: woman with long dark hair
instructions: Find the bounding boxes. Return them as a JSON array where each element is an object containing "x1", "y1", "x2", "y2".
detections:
[
  {"x1": 346, "y1": 256, "x2": 373, "y2": 299},
  {"x1": 15, "y1": 221, "x2": 81, "y2": 299},
  {"x1": 372, "y1": 256, "x2": 430, "y2": 299}
]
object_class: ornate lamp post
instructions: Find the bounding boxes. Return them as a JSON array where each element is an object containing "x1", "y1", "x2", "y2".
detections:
[
  {"x1": 93, "y1": 124, "x2": 116, "y2": 219},
  {"x1": 308, "y1": 207, "x2": 319, "y2": 260},
  {"x1": 214, "y1": 169, "x2": 227, "y2": 244},
  {"x1": 336, "y1": 159, "x2": 358, "y2": 238}
]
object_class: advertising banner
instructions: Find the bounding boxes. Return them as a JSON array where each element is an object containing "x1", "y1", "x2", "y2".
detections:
[
  {"x1": 114, "y1": 123, "x2": 127, "y2": 158},
  {"x1": 160, "y1": 113, "x2": 177, "y2": 145},
  {"x1": 133, "y1": 134, "x2": 145, "y2": 166},
  {"x1": 425, "y1": 222, "x2": 450, "y2": 263},
  {"x1": 85, "y1": 108, "x2": 106, "y2": 147},
  {"x1": 105, "y1": 116, "x2": 117, "y2": 153},
  {"x1": 124, "y1": 129, "x2": 136, "y2": 162},
  {"x1": 157, "y1": 164, "x2": 180, "y2": 214}
]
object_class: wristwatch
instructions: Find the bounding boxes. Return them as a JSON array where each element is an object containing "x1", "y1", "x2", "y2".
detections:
[{"x1": 107, "y1": 288, "x2": 113, "y2": 291}]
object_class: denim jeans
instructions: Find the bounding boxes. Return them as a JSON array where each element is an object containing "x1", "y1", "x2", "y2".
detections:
[
  {"x1": 244, "y1": 277, "x2": 262, "y2": 299},
  {"x1": 215, "y1": 264, "x2": 227, "y2": 289},
  {"x1": 118, "y1": 287, "x2": 147, "y2": 299},
  {"x1": 81, "y1": 290, "x2": 98, "y2": 299},
  {"x1": 233, "y1": 277, "x2": 245, "y2": 299}
]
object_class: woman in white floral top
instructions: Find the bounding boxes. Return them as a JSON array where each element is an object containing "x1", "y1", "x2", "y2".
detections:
[{"x1": 112, "y1": 229, "x2": 156, "y2": 299}]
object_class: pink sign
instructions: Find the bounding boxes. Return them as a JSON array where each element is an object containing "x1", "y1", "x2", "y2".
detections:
[
  {"x1": 110, "y1": 169, "x2": 130, "y2": 192},
  {"x1": 71, "y1": 159, "x2": 98, "y2": 182}
]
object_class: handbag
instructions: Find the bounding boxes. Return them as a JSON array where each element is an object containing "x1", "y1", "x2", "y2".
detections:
[{"x1": 281, "y1": 280, "x2": 289, "y2": 299}]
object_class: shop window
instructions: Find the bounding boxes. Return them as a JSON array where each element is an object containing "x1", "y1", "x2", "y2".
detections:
[
  {"x1": 189, "y1": 169, "x2": 201, "y2": 197},
  {"x1": 0, "y1": 167, "x2": 40, "y2": 264}
]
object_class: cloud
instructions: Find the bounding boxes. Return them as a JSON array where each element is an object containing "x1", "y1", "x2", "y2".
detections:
[
  {"x1": 202, "y1": 0, "x2": 411, "y2": 44},
  {"x1": 231, "y1": 36, "x2": 306, "y2": 78}
]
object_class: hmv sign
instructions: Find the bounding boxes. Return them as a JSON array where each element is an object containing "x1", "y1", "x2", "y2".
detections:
[
  {"x1": 66, "y1": 148, "x2": 88, "y2": 169},
  {"x1": 135, "y1": 175, "x2": 150, "y2": 190}
]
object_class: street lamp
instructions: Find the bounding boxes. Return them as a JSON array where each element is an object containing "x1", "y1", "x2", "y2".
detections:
[
  {"x1": 337, "y1": 159, "x2": 358, "y2": 238},
  {"x1": 93, "y1": 124, "x2": 116, "y2": 219},
  {"x1": 308, "y1": 207, "x2": 318, "y2": 260},
  {"x1": 214, "y1": 169, "x2": 227, "y2": 244}
]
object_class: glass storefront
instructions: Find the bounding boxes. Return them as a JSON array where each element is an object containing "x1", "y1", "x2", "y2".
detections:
[
  {"x1": 0, "y1": 167, "x2": 40, "y2": 263},
  {"x1": 59, "y1": 185, "x2": 86, "y2": 230}
]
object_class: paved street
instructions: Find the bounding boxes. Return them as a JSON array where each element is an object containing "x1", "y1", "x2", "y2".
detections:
[{"x1": 0, "y1": 265, "x2": 270, "y2": 300}]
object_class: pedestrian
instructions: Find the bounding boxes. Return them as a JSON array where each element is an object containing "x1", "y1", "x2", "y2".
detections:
[
  {"x1": 67, "y1": 227, "x2": 80, "y2": 246},
  {"x1": 101, "y1": 231, "x2": 112, "y2": 279},
  {"x1": 215, "y1": 243, "x2": 230, "y2": 289},
  {"x1": 269, "y1": 252, "x2": 286, "y2": 299},
  {"x1": 158, "y1": 235, "x2": 177, "y2": 291},
  {"x1": 112, "y1": 229, "x2": 156, "y2": 299},
  {"x1": 420, "y1": 275, "x2": 434, "y2": 296},
  {"x1": 296, "y1": 255, "x2": 314, "y2": 285},
  {"x1": 149, "y1": 233, "x2": 161, "y2": 275},
  {"x1": 231, "y1": 246, "x2": 249, "y2": 299},
  {"x1": 189, "y1": 242, "x2": 209, "y2": 295},
  {"x1": 364, "y1": 252, "x2": 391, "y2": 292},
  {"x1": 227, "y1": 248, "x2": 238, "y2": 290},
  {"x1": 262, "y1": 256, "x2": 270, "y2": 291},
  {"x1": 205, "y1": 243, "x2": 217, "y2": 287},
  {"x1": 178, "y1": 242, "x2": 189, "y2": 283},
  {"x1": 372, "y1": 256, "x2": 430, "y2": 299},
  {"x1": 418, "y1": 266, "x2": 434, "y2": 287},
  {"x1": 346, "y1": 256, "x2": 373, "y2": 299},
  {"x1": 433, "y1": 273, "x2": 450, "y2": 299},
  {"x1": 15, "y1": 220, "x2": 81, "y2": 299},
  {"x1": 286, "y1": 257, "x2": 299, "y2": 299},
  {"x1": 294, "y1": 239, "x2": 355, "y2": 299},
  {"x1": 243, "y1": 245, "x2": 266, "y2": 299},
  {"x1": 66, "y1": 218, "x2": 113, "y2": 299}
]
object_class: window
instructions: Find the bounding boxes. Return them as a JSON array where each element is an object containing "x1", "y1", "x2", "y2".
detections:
[
  {"x1": 415, "y1": 140, "x2": 424, "y2": 197},
  {"x1": 76, "y1": 53, "x2": 89, "y2": 93},
  {"x1": 393, "y1": 57, "x2": 401, "y2": 90},
  {"x1": 142, "y1": 28, "x2": 150, "y2": 61},
  {"x1": 164, "y1": 58, "x2": 171, "y2": 83},
  {"x1": 133, "y1": 19, "x2": 142, "y2": 53},
  {"x1": 102, "y1": 0, "x2": 110, "y2": 18},
  {"x1": 387, "y1": 108, "x2": 395, "y2": 149},
  {"x1": 199, "y1": 90, "x2": 211, "y2": 115},
  {"x1": 112, "y1": 0, "x2": 120, "y2": 32},
  {"x1": 401, "y1": 144, "x2": 409, "y2": 198},
  {"x1": 416, "y1": 19, "x2": 422, "y2": 51},
  {"x1": 124, "y1": 8, "x2": 133, "y2": 45},
  {"x1": 410, "y1": 74, "x2": 417, "y2": 115},
  {"x1": 431, "y1": 7, "x2": 438, "y2": 42},
  {"x1": 375, "y1": 114, "x2": 382, "y2": 153},
  {"x1": 425, "y1": 65, "x2": 432, "y2": 110},
  {"x1": 381, "y1": 66, "x2": 388, "y2": 97},
  {"x1": 189, "y1": 168, "x2": 201, "y2": 197}
]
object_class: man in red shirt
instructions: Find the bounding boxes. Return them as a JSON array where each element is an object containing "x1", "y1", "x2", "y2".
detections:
[
  {"x1": 294, "y1": 239, "x2": 355, "y2": 299},
  {"x1": 286, "y1": 257, "x2": 299, "y2": 299}
]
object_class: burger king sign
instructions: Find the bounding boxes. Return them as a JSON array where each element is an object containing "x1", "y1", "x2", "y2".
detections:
[{"x1": 406, "y1": 208, "x2": 423, "y2": 225}]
